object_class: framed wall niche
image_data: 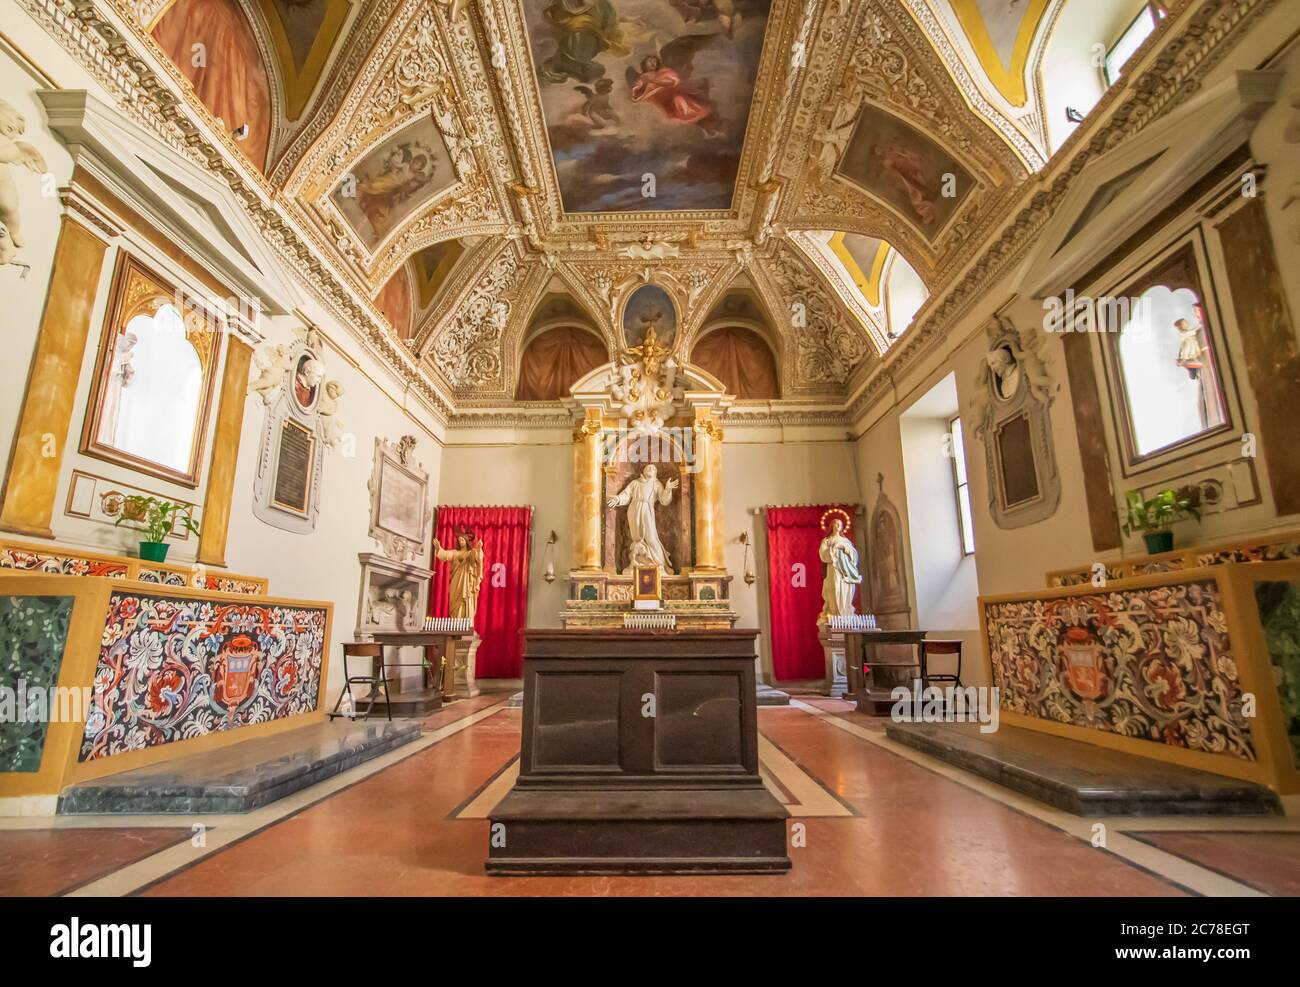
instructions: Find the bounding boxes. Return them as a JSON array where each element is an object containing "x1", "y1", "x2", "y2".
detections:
[
  {"x1": 79, "y1": 252, "x2": 224, "y2": 488},
  {"x1": 1093, "y1": 231, "x2": 1247, "y2": 480}
]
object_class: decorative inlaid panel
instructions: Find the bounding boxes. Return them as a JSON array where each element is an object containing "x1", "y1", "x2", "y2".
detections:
[
  {"x1": 986, "y1": 579, "x2": 1254, "y2": 760},
  {"x1": 79, "y1": 591, "x2": 328, "y2": 762},
  {"x1": 0, "y1": 595, "x2": 76, "y2": 772},
  {"x1": 1047, "y1": 534, "x2": 1300, "y2": 588},
  {"x1": 0, "y1": 547, "x2": 127, "y2": 579},
  {"x1": 0, "y1": 539, "x2": 268, "y2": 595}
]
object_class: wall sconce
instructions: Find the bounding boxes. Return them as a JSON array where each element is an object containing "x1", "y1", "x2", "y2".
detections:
[
  {"x1": 543, "y1": 530, "x2": 558, "y2": 583},
  {"x1": 739, "y1": 531, "x2": 756, "y2": 586}
]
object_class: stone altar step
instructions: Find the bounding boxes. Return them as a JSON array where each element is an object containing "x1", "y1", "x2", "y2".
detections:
[
  {"x1": 486, "y1": 787, "x2": 791, "y2": 875},
  {"x1": 58, "y1": 720, "x2": 422, "y2": 815},
  {"x1": 885, "y1": 720, "x2": 1280, "y2": 817}
]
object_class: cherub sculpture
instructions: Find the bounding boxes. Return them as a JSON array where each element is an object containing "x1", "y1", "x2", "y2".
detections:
[
  {"x1": 0, "y1": 98, "x2": 48, "y2": 277},
  {"x1": 249, "y1": 343, "x2": 292, "y2": 404},
  {"x1": 317, "y1": 379, "x2": 345, "y2": 449}
]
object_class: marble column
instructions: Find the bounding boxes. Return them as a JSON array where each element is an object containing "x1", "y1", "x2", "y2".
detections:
[
  {"x1": 197, "y1": 336, "x2": 253, "y2": 567},
  {"x1": 572, "y1": 407, "x2": 603, "y2": 570},
  {"x1": 0, "y1": 218, "x2": 109, "y2": 538},
  {"x1": 692, "y1": 410, "x2": 724, "y2": 569}
]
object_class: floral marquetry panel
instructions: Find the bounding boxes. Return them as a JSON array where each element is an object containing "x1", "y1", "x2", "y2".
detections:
[
  {"x1": 0, "y1": 547, "x2": 129, "y2": 579},
  {"x1": 0, "y1": 595, "x2": 76, "y2": 772},
  {"x1": 79, "y1": 592, "x2": 328, "y2": 762},
  {"x1": 985, "y1": 580, "x2": 1255, "y2": 760}
]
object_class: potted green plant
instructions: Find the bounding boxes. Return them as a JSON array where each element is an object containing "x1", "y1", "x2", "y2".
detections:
[
  {"x1": 1121, "y1": 486, "x2": 1202, "y2": 555},
  {"x1": 115, "y1": 496, "x2": 200, "y2": 563}
]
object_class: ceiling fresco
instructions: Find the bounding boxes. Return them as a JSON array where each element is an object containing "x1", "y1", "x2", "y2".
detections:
[
  {"x1": 836, "y1": 103, "x2": 976, "y2": 242},
  {"x1": 88, "y1": 0, "x2": 1210, "y2": 415},
  {"x1": 523, "y1": 0, "x2": 773, "y2": 213},
  {"x1": 329, "y1": 115, "x2": 457, "y2": 250}
]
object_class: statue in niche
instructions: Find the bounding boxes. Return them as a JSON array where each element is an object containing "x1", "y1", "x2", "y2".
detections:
[
  {"x1": 433, "y1": 528, "x2": 484, "y2": 622},
  {"x1": 819, "y1": 516, "x2": 862, "y2": 620},
  {"x1": 607, "y1": 464, "x2": 678, "y2": 573},
  {"x1": 869, "y1": 475, "x2": 910, "y2": 615},
  {"x1": 0, "y1": 99, "x2": 47, "y2": 278}
]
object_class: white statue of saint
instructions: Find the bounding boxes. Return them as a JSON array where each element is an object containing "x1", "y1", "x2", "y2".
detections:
[
  {"x1": 819, "y1": 518, "x2": 862, "y2": 620},
  {"x1": 606, "y1": 464, "x2": 679, "y2": 573}
]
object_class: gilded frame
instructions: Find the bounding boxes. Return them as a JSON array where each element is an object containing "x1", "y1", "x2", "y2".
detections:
[{"x1": 80, "y1": 251, "x2": 224, "y2": 488}]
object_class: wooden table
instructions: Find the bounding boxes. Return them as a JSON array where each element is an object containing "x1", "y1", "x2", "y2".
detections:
[
  {"x1": 842, "y1": 628, "x2": 930, "y2": 715},
  {"x1": 486, "y1": 629, "x2": 791, "y2": 876},
  {"x1": 367, "y1": 629, "x2": 478, "y2": 707}
]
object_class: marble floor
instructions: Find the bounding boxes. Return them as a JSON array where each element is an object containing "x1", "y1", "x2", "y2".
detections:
[{"x1": 3, "y1": 694, "x2": 1298, "y2": 897}]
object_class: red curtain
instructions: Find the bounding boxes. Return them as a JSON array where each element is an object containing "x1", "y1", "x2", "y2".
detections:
[
  {"x1": 429, "y1": 506, "x2": 532, "y2": 679},
  {"x1": 764, "y1": 505, "x2": 859, "y2": 681}
]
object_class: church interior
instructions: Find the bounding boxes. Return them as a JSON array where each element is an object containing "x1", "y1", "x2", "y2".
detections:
[{"x1": 3, "y1": 0, "x2": 1300, "y2": 913}]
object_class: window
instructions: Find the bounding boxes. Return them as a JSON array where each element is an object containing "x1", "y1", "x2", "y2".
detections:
[
  {"x1": 949, "y1": 415, "x2": 975, "y2": 557},
  {"x1": 1104, "y1": 3, "x2": 1165, "y2": 85},
  {"x1": 82, "y1": 253, "x2": 222, "y2": 487},
  {"x1": 1102, "y1": 241, "x2": 1232, "y2": 468}
]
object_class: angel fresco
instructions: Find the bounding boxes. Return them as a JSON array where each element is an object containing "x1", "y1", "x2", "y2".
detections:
[
  {"x1": 876, "y1": 138, "x2": 938, "y2": 226},
  {"x1": 574, "y1": 78, "x2": 620, "y2": 128},
  {"x1": 523, "y1": 0, "x2": 772, "y2": 212},
  {"x1": 668, "y1": 0, "x2": 741, "y2": 36},
  {"x1": 625, "y1": 36, "x2": 722, "y2": 137},
  {"x1": 355, "y1": 140, "x2": 438, "y2": 233},
  {"x1": 538, "y1": 0, "x2": 631, "y2": 85}
]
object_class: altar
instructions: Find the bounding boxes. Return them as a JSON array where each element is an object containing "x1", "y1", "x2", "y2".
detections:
[
  {"x1": 486, "y1": 629, "x2": 790, "y2": 875},
  {"x1": 559, "y1": 327, "x2": 738, "y2": 630}
]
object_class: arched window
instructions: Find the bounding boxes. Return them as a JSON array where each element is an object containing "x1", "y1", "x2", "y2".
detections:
[
  {"x1": 84, "y1": 255, "x2": 220, "y2": 485},
  {"x1": 1114, "y1": 283, "x2": 1227, "y2": 458},
  {"x1": 691, "y1": 327, "x2": 780, "y2": 400},
  {"x1": 515, "y1": 326, "x2": 608, "y2": 401},
  {"x1": 1040, "y1": 1, "x2": 1168, "y2": 154}
]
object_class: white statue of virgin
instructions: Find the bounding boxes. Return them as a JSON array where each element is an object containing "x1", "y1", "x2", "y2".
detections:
[{"x1": 819, "y1": 517, "x2": 862, "y2": 620}]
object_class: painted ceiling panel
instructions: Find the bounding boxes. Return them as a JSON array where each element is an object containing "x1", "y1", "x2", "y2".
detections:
[{"x1": 524, "y1": 0, "x2": 773, "y2": 213}]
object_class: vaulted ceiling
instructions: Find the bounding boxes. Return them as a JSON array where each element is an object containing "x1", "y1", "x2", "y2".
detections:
[{"x1": 124, "y1": 0, "x2": 1142, "y2": 410}]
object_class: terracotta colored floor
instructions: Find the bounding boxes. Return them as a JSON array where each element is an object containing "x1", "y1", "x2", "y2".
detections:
[
  {"x1": 0, "y1": 828, "x2": 192, "y2": 896},
  {"x1": 132, "y1": 705, "x2": 1187, "y2": 897},
  {"x1": 1128, "y1": 832, "x2": 1300, "y2": 897}
]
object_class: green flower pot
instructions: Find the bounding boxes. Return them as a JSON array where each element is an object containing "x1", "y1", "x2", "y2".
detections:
[
  {"x1": 139, "y1": 541, "x2": 170, "y2": 563},
  {"x1": 1142, "y1": 531, "x2": 1174, "y2": 555}
]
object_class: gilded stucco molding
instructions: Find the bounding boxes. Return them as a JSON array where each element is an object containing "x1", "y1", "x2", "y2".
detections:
[{"x1": 845, "y1": 0, "x2": 1280, "y2": 425}]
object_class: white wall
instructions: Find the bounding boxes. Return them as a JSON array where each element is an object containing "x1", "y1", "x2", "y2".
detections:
[
  {"x1": 898, "y1": 376, "x2": 980, "y2": 639},
  {"x1": 436, "y1": 439, "x2": 572, "y2": 635},
  {"x1": 722, "y1": 436, "x2": 861, "y2": 680}
]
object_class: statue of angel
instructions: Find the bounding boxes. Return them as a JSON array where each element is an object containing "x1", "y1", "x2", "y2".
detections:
[
  {"x1": 0, "y1": 99, "x2": 48, "y2": 277},
  {"x1": 249, "y1": 343, "x2": 292, "y2": 404},
  {"x1": 317, "y1": 379, "x2": 345, "y2": 449}
]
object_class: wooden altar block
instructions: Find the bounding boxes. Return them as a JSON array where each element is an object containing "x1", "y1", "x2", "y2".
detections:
[{"x1": 486, "y1": 630, "x2": 790, "y2": 875}]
